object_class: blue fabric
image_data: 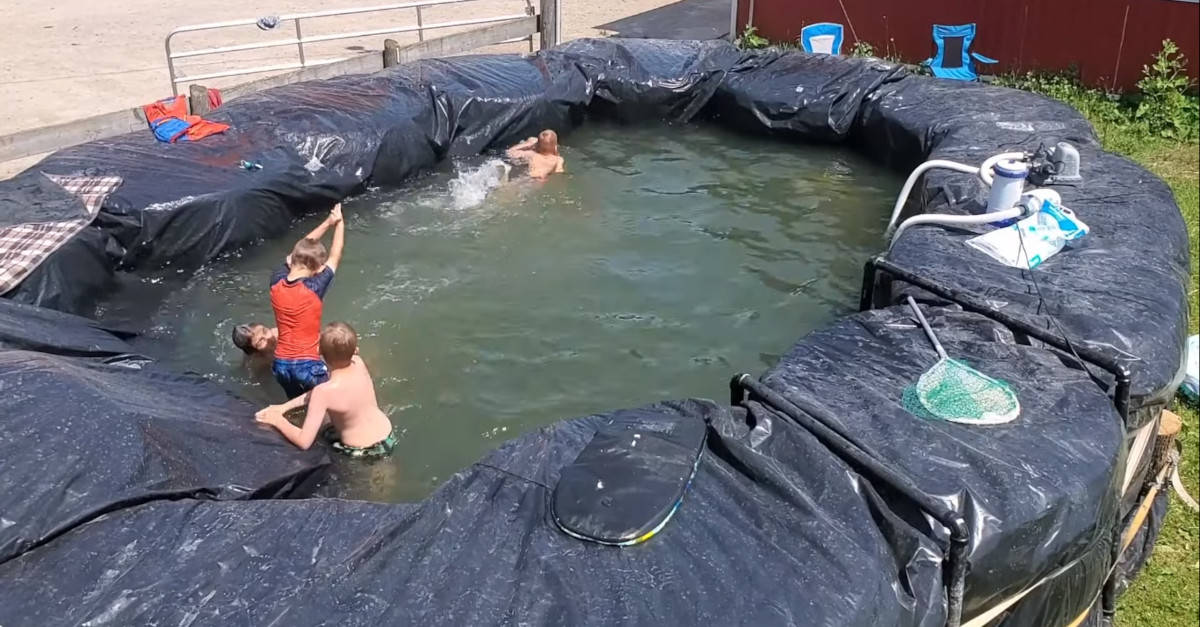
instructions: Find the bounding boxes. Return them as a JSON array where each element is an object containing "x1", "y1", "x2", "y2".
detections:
[
  {"x1": 149, "y1": 118, "x2": 191, "y2": 143},
  {"x1": 270, "y1": 263, "x2": 335, "y2": 299},
  {"x1": 799, "y1": 22, "x2": 844, "y2": 55},
  {"x1": 972, "y1": 52, "x2": 999, "y2": 65},
  {"x1": 271, "y1": 358, "x2": 329, "y2": 399},
  {"x1": 302, "y1": 267, "x2": 335, "y2": 299},
  {"x1": 926, "y1": 23, "x2": 995, "y2": 81}
]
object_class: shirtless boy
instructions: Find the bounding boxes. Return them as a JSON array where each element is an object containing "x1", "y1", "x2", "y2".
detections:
[
  {"x1": 255, "y1": 322, "x2": 396, "y2": 457},
  {"x1": 505, "y1": 129, "x2": 565, "y2": 179}
]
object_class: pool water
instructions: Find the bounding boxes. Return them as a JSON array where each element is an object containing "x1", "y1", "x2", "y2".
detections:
[{"x1": 99, "y1": 122, "x2": 901, "y2": 502}]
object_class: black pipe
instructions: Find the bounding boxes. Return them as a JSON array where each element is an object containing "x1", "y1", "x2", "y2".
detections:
[
  {"x1": 859, "y1": 258, "x2": 879, "y2": 311},
  {"x1": 1101, "y1": 520, "x2": 1122, "y2": 619},
  {"x1": 732, "y1": 374, "x2": 970, "y2": 627},
  {"x1": 862, "y1": 256, "x2": 1133, "y2": 425},
  {"x1": 730, "y1": 373, "x2": 746, "y2": 406}
]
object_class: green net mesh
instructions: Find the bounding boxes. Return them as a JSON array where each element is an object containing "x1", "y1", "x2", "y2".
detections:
[{"x1": 904, "y1": 358, "x2": 1020, "y2": 425}]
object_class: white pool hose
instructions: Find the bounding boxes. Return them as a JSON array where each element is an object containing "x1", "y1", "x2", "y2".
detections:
[
  {"x1": 885, "y1": 152, "x2": 1027, "y2": 240},
  {"x1": 888, "y1": 206, "x2": 1026, "y2": 246}
]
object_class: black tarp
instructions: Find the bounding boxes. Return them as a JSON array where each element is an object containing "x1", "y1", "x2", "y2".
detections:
[
  {"x1": 0, "y1": 400, "x2": 947, "y2": 626},
  {"x1": 758, "y1": 306, "x2": 1125, "y2": 622},
  {"x1": 0, "y1": 38, "x2": 1188, "y2": 625},
  {"x1": 0, "y1": 301, "x2": 329, "y2": 565}
]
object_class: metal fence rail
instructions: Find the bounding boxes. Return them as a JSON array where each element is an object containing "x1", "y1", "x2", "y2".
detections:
[{"x1": 165, "y1": 0, "x2": 535, "y2": 94}]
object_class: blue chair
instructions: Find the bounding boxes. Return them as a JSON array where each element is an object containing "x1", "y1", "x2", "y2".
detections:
[
  {"x1": 799, "y1": 23, "x2": 844, "y2": 55},
  {"x1": 922, "y1": 23, "x2": 997, "y2": 81}
]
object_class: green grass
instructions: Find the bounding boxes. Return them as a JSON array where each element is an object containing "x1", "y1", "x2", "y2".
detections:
[
  {"x1": 995, "y1": 71, "x2": 1199, "y2": 626},
  {"x1": 1113, "y1": 140, "x2": 1199, "y2": 627}
]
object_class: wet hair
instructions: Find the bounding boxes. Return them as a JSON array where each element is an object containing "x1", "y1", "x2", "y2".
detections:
[
  {"x1": 319, "y1": 322, "x2": 358, "y2": 366},
  {"x1": 232, "y1": 323, "x2": 267, "y2": 355},
  {"x1": 538, "y1": 129, "x2": 558, "y2": 150},
  {"x1": 290, "y1": 237, "x2": 328, "y2": 272}
]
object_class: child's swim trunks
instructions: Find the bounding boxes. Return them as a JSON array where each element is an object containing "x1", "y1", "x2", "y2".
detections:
[
  {"x1": 323, "y1": 425, "x2": 398, "y2": 458},
  {"x1": 272, "y1": 358, "x2": 329, "y2": 399}
]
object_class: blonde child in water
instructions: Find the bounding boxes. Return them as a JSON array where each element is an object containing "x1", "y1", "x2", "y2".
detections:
[
  {"x1": 256, "y1": 322, "x2": 396, "y2": 457},
  {"x1": 505, "y1": 129, "x2": 565, "y2": 180}
]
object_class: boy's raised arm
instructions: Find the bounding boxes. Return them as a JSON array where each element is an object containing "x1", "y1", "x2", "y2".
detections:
[
  {"x1": 303, "y1": 204, "x2": 341, "y2": 241},
  {"x1": 326, "y1": 204, "x2": 345, "y2": 272},
  {"x1": 505, "y1": 137, "x2": 536, "y2": 159}
]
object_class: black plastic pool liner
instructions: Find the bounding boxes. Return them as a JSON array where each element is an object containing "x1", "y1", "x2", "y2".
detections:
[
  {"x1": 731, "y1": 374, "x2": 972, "y2": 627},
  {"x1": 0, "y1": 38, "x2": 1189, "y2": 626},
  {"x1": 862, "y1": 256, "x2": 1133, "y2": 424},
  {"x1": 866, "y1": 256, "x2": 1148, "y2": 624},
  {"x1": 861, "y1": 255, "x2": 1138, "y2": 622}
]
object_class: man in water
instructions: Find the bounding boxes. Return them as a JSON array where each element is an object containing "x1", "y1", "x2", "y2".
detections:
[{"x1": 505, "y1": 129, "x2": 565, "y2": 180}]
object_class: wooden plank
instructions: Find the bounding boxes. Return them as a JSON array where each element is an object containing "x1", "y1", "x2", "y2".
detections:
[
  {"x1": 539, "y1": 0, "x2": 558, "y2": 49},
  {"x1": 189, "y1": 85, "x2": 212, "y2": 116},
  {"x1": 0, "y1": 107, "x2": 147, "y2": 163},
  {"x1": 391, "y1": 16, "x2": 536, "y2": 65},
  {"x1": 383, "y1": 39, "x2": 402, "y2": 68}
]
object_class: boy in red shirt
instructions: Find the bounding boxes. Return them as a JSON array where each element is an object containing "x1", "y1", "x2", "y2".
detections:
[{"x1": 269, "y1": 204, "x2": 345, "y2": 398}]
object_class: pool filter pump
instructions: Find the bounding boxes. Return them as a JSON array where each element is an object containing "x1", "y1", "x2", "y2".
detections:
[
  {"x1": 985, "y1": 158, "x2": 1029, "y2": 216},
  {"x1": 884, "y1": 143, "x2": 1084, "y2": 244},
  {"x1": 1028, "y1": 142, "x2": 1083, "y2": 185}
]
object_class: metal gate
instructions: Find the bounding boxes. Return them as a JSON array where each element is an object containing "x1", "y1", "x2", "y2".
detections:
[{"x1": 165, "y1": 0, "x2": 535, "y2": 94}]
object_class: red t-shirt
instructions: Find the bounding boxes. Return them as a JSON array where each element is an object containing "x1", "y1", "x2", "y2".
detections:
[{"x1": 269, "y1": 263, "x2": 335, "y2": 360}]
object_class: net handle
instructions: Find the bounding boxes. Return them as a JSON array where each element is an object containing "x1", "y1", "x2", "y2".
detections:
[{"x1": 907, "y1": 296, "x2": 948, "y2": 361}]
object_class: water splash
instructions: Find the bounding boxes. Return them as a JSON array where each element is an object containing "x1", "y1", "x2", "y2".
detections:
[{"x1": 447, "y1": 158, "x2": 511, "y2": 211}]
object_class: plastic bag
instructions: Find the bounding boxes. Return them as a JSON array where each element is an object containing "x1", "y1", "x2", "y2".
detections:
[{"x1": 966, "y1": 199, "x2": 1089, "y2": 269}]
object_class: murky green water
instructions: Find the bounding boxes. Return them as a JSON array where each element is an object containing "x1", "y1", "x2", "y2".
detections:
[{"x1": 101, "y1": 122, "x2": 900, "y2": 502}]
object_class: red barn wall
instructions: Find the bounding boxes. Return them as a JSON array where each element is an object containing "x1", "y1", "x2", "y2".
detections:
[{"x1": 735, "y1": 0, "x2": 1200, "y2": 91}]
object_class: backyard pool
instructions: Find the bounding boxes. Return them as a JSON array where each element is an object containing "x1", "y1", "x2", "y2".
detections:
[{"x1": 98, "y1": 121, "x2": 901, "y2": 501}]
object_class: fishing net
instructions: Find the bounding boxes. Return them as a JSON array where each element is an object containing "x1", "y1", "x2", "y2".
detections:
[{"x1": 910, "y1": 357, "x2": 1020, "y2": 425}]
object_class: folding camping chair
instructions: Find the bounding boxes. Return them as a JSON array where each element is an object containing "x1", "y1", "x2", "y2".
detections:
[
  {"x1": 799, "y1": 23, "x2": 844, "y2": 55},
  {"x1": 922, "y1": 23, "x2": 997, "y2": 81}
]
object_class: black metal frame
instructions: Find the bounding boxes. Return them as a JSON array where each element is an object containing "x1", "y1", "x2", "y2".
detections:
[
  {"x1": 729, "y1": 374, "x2": 971, "y2": 627},
  {"x1": 860, "y1": 255, "x2": 1132, "y2": 424},
  {"x1": 860, "y1": 254, "x2": 1137, "y2": 621}
]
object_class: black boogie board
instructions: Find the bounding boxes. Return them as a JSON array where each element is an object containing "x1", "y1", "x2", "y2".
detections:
[{"x1": 552, "y1": 408, "x2": 707, "y2": 546}]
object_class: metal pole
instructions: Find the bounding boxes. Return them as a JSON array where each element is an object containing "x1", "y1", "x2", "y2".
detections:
[
  {"x1": 164, "y1": 1, "x2": 534, "y2": 86},
  {"x1": 524, "y1": 0, "x2": 535, "y2": 52},
  {"x1": 294, "y1": 19, "x2": 307, "y2": 67},
  {"x1": 728, "y1": 0, "x2": 738, "y2": 41},
  {"x1": 165, "y1": 35, "x2": 179, "y2": 94},
  {"x1": 554, "y1": 0, "x2": 562, "y2": 45}
]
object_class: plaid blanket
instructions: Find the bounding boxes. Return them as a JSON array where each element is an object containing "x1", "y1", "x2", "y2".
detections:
[{"x1": 0, "y1": 173, "x2": 121, "y2": 295}]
